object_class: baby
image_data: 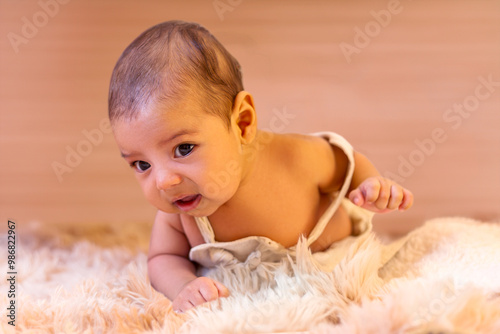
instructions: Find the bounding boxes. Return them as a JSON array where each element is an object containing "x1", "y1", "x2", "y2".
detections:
[{"x1": 108, "y1": 20, "x2": 413, "y2": 313}]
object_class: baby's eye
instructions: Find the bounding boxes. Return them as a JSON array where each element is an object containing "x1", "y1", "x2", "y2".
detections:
[
  {"x1": 175, "y1": 144, "x2": 195, "y2": 158},
  {"x1": 132, "y1": 160, "x2": 151, "y2": 172}
]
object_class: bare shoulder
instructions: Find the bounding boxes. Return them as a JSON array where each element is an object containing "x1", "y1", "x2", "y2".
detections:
[
  {"x1": 148, "y1": 210, "x2": 191, "y2": 258},
  {"x1": 272, "y1": 133, "x2": 327, "y2": 157},
  {"x1": 274, "y1": 133, "x2": 336, "y2": 168},
  {"x1": 153, "y1": 209, "x2": 183, "y2": 232},
  {"x1": 273, "y1": 133, "x2": 348, "y2": 193}
]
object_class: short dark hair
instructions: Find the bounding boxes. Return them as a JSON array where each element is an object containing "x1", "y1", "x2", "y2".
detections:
[{"x1": 108, "y1": 20, "x2": 244, "y2": 127}]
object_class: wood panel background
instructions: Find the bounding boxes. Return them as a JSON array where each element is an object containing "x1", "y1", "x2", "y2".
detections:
[{"x1": 1, "y1": 0, "x2": 499, "y2": 237}]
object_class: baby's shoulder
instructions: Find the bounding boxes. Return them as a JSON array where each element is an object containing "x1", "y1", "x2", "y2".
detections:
[
  {"x1": 153, "y1": 210, "x2": 183, "y2": 231},
  {"x1": 272, "y1": 133, "x2": 336, "y2": 171},
  {"x1": 152, "y1": 211, "x2": 205, "y2": 248},
  {"x1": 274, "y1": 132, "x2": 335, "y2": 160},
  {"x1": 272, "y1": 132, "x2": 347, "y2": 192}
]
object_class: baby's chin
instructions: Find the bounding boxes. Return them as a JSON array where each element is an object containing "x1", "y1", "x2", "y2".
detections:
[
  {"x1": 155, "y1": 198, "x2": 219, "y2": 217},
  {"x1": 184, "y1": 204, "x2": 220, "y2": 218}
]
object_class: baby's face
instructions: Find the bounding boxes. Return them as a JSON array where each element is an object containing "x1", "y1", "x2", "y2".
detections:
[{"x1": 113, "y1": 102, "x2": 245, "y2": 217}]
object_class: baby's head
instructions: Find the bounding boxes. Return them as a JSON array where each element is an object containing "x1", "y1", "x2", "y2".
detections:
[
  {"x1": 108, "y1": 20, "x2": 244, "y2": 127},
  {"x1": 108, "y1": 21, "x2": 258, "y2": 217}
]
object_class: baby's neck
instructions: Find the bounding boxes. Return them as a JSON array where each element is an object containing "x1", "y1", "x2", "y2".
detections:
[
  {"x1": 238, "y1": 130, "x2": 275, "y2": 186},
  {"x1": 210, "y1": 130, "x2": 277, "y2": 217}
]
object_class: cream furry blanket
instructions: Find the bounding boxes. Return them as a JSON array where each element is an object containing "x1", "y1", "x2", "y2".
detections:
[{"x1": 2, "y1": 217, "x2": 500, "y2": 333}]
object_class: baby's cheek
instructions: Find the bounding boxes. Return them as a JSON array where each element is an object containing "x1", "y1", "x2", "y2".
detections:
[
  {"x1": 142, "y1": 182, "x2": 164, "y2": 208},
  {"x1": 201, "y1": 169, "x2": 239, "y2": 202}
]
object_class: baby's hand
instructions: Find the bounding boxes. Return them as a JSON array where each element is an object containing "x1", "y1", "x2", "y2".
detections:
[
  {"x1": 172, "y1": 277, "x2": 229, "y2": 313},
  {"x1": 348, "y1": 176, "x2": 413, "y2": 213}
]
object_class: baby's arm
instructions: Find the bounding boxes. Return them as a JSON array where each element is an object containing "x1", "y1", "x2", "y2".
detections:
[
  {"x1": 311, "y1": 136, "x2": 412, "y2": 213},
  {"x1": 348, "y1": 152, "x2": 413, "y2": 212},
  {"x1": 148, "y1": 210, "x2": 229, "y2": 313}
]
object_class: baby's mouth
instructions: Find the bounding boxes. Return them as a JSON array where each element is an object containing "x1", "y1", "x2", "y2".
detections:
[{"x1": 173, "y1": 194, "x2": 202, "y2": 212}]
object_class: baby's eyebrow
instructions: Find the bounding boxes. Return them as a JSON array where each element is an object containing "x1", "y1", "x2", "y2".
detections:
[{"x1": 159, "y1": 129, "x2": 198, "y2": 146}]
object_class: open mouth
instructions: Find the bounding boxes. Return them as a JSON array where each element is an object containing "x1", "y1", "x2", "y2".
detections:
[{"x1": 174, "y1": 194, "x2": 201, "y2": 212}]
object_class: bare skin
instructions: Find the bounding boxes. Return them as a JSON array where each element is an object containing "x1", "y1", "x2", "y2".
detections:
[{"x1": 113, "y1": 91, "x2": 414, "y2": 313}]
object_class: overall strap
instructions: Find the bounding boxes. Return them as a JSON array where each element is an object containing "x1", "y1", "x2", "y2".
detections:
[
  {"x1": 194, "y1": 216, "x2": 216, "y2": 244},
  {"x1": 306, "y1": 132, "x2": 355, "y2": 246}
]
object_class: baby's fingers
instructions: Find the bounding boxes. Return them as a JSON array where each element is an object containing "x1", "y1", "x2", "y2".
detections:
[
  {"x1": 361, "y1": 178, "x2": 383, "y2": 204},
  {"x1": 176, "y1": 282, "x2": 229, "y2": 314},
  {"x1": 199, "y1": 279, "x2": 223, "y2": 302},
  {"x1": 173, "y1": 278, "x2": 222, "y2": 313},
  {"x1": 213, "y1": 280, "x2": 230, "y2": 298},
  {"x1": 172, "y1": 296, "x2": 196, "y2": 314},
  {"x1": 387, "y1": 184, "x2": 404, "y2": 210},
  {"x1": 364, "y1": 178, "x2": 394, "y2": 210},
  {"x1": 349, "y1": 178, "x2": 386, "y2": 209},
  {"x1": 398, "y1": 188, "x2": 414, "y2": 211},
  {"x1": 174, "y1": 289, "x2": 208, "y2": 313},
  {"x1": 348, "y1": 188, "x2": 366, "y2": 207}
]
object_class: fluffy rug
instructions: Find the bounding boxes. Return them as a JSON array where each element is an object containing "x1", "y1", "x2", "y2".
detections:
[{"x1": 2, "y1": 217, "x2": 500, "y2": 333}]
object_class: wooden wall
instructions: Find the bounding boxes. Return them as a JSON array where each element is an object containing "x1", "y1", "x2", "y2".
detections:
[{"x1": 1, "y1": 0, "x2": 499, "y2": 237}]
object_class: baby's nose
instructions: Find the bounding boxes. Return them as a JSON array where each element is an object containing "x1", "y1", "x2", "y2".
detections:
[{"x1": 155, "y1": 169, "x2": 182, "y2": 190}]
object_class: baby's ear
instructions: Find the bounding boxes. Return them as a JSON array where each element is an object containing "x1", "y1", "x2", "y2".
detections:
[{"x1": 231, "y1": 91, "x2": 257, "y2": 144}]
